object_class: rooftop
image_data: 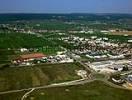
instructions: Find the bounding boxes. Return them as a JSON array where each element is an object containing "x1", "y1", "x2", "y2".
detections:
[{"x1": 20, "y1": 53, "x2": 46, "y2": 59}]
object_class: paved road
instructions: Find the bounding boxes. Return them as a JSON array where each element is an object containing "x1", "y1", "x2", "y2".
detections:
[
  {"x1": 21, "y1": 88, "x2": 35, "y2": 100},
  {"x1": 0, "y1": 79, "x2": 85, "y2": 95},
  {"x1": 0, "y1": 77, "x2": 129, "y2": 96}
]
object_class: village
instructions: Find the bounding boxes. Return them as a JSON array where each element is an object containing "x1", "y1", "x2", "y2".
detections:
[
  {"x1": 9, "y1": 29, "x2": 132, "y2": 89},
  {"x1": 1, "y1": 0, "x2": 132, "y2": 98},
  {"x1": 0, "y1": 14, "x2": 132, "y2": 98}
]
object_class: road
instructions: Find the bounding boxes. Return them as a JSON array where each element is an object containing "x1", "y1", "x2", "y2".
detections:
[
  {"x1": 0, "y1": 77, "x2": 129, "y2": 96},
  {"x1": 21, "y1": 88, "x2": 35, "y2": 100},
  {"x1": 0, "y1": 79, "x2": 85, "y2": 95}
]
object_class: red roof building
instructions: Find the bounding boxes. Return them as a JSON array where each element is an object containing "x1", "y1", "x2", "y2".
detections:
[
  {"x1": 13, "y1": 53, "x2": 46, "y2": 64},
  {"x1": 20, "y1": 53, "x2": 46, "y2": 60}
]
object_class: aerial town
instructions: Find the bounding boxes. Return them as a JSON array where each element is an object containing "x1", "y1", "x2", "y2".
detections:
[{"x1": 0, "y1": 13, "x2": 132, "y2": 100}]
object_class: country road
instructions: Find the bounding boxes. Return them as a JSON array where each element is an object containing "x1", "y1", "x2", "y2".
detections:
[
  {"x1": 21, "y1": 88, "x2": 35, "y2": 100},
  {"x1": 0, "y1": 78, "x2": 129, "y2": 96},
  {"x1": 0, "y1": 79, "x2": 89, "y2": 95}
]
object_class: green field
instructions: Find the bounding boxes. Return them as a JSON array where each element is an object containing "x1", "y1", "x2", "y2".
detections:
[
  {"x1": 28, "y1": 20, "x2": 76, "y2": 30},
  {"x1": 1, "y1": 81, "x2": 132, "y2": 100},
  {"x1": 0, "y1": 32, "x2": 57, "y2": 49},
  {"x1": 0, "y1": 63, "x2": 83, "y2": 92},
  {"x1": 0, "y1": 91, "x2": 27, "y2": 100},
  {"x1": 0, "y1": 49, "x2": 15, "y2": 64},
  {"x1": 27, "y1": 81, "x2": 132, "y2": 100},
  {"x1": 0, "y1": 32, "x2": 62, "y2": 64}
]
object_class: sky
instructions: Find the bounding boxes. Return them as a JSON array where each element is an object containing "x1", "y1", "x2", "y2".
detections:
[{"x1": 0, "y1": 0, "x2": 132, "y2": 14}]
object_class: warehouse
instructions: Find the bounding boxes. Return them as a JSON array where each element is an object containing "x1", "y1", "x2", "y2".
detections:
[{"x1": 12, "y1": 53, "x2": 46, "y2": 64}]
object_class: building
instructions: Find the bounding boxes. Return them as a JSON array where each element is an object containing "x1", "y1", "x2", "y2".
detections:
[
  {"x1": 87, "y1": 60, "x2": 132, "y2": 73},
  {"x1": 13, "y1": 53, "x2": 46, "y2": 64}
]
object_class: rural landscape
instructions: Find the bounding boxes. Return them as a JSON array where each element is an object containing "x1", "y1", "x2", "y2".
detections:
[
  {"x1": 0, "y1": 0, "x2": 132, "y2": 100},
  {"x1": 0, "y1": 13, "x2": 132, "y2": 100}
]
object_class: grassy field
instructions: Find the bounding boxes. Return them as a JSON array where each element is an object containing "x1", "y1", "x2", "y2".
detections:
[
  {"x1": 0, "y1": 32, "x2": 58, "y2": 49},
  {"x1": 1, "y1": 80, "x2": 132, "y2": 100},
  {"x1": 0, "y1": 91, "x2": 27, "y2": 100},
  {"x1": 0, "y1": 32, "x2": 62, "y2": 64},
  {"x1": 28, "y1": 20, "x2": 76, "y2": 30},
  {"x1": 0, "y1": 63, "x2": 84, "y2": 92},
  {"x1": 92, "y1": 74, "x2": 105, "y2": 79},
  {"x1": 27, "y1": 81, "x2": 132, "y2": 100},
  {"x1": 0, "y1": 49, "x2": 15, "y2": 64}
]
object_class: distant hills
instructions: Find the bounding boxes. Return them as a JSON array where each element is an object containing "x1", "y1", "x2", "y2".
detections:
[{"x1": 0, "y1": 13, "x2": 132, "y2": 22}]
